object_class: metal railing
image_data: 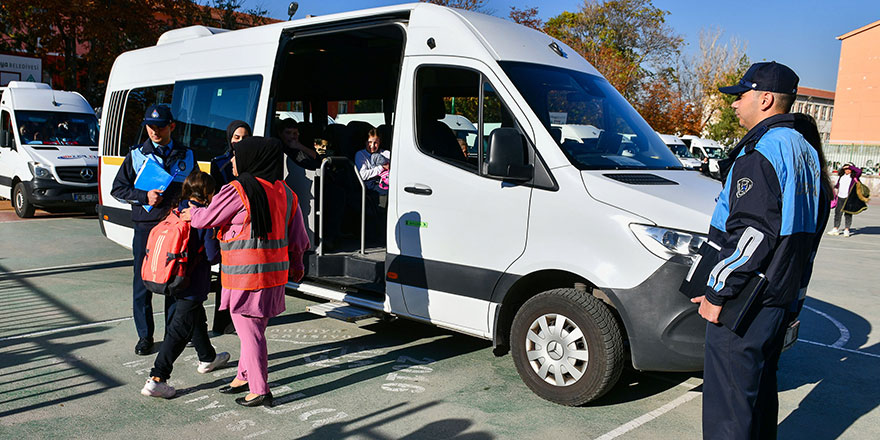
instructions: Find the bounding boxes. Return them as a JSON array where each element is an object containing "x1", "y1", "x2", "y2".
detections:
[{"x1": 317, "y1": 156, "x2": 366, "y2": 256}]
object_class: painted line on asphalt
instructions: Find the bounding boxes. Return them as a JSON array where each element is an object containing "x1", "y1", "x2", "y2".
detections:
[
  {"x1": 0, "y1": 258, "x2": 132, "y2": 277},
  {"x1": 0, "y1": 304, "x2": 213, "y2": 342},
  {"x1": 797, "y1": 339, "x2": 880, "y2": 359},
  {"x1": 803, "y1": 305, "x2": 850, "y2": 348},
  {"x1": 594, "y1": 389, "x2": 701, "y2": 440}
]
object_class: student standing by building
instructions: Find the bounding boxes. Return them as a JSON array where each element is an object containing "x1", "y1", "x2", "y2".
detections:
[
  {"x1": 688, "y1": 62, "x2": 832, "y2": 439},
  {"x1": 111, "y1": 104, "x2": 195, "y2": 355}
]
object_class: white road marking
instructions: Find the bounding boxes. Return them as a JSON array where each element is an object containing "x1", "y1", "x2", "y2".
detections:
[
  {"x1": 0, "y1": 304, "x2": 213, "y2": 342},
  {"x1": 802, "y1": 305, "x2": 850, "y2": 348},
  {"x1": 797, "y1": 339, "x2": 880, "y2": 359},
  {"x1": 0, "y1": 258, "x2": 132, "y2": 277},
  {"x1": 593, "y1": 389, "x2": 702, "y2": 440}
]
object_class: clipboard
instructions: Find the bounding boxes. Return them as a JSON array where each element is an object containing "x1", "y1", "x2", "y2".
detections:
[
  {"x1": 717, "y1": 273, "x2": 767, "y2": 335},
  {"x1": 133, "y1": 158, "x2": 175, "y2": 212}
]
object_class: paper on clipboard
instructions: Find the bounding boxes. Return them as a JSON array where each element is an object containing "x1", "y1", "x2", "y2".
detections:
[{"x1": 133, "y1": 158, "x2": 173, "y2": 212}]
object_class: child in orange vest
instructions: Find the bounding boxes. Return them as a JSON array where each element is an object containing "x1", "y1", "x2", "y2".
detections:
[{"x1": 141, "y1": 171, "x2": 230, "y2": 398}]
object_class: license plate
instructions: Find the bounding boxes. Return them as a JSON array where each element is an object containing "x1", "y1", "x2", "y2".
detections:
[
  {"x1": 782, "y1": 320, "x2": 799, "y2": 352},
  {"x1": 74, "y1": 193, "x2": 98, "y2": 202}
]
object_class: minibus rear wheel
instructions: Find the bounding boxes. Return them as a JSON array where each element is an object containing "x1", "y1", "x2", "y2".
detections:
[
  {"x1": 13, "y1": 182, "x2": 35, "y2": 218},
  {"x1": 510, "y1": 288, "x2": 623, "y2": 406}
]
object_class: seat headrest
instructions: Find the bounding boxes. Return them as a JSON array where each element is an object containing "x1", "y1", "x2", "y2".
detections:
[{"x1": 421, "y1": 96, "x2": 446, "y2": 121}]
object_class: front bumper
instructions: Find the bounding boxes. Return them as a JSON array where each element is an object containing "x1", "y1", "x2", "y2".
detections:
[
  {"x1": 24, "y1": 179, "x2": 98, "y2": 209},
  {"x1": 603, "y1": 257, "x2": 705, "y2": 372}
]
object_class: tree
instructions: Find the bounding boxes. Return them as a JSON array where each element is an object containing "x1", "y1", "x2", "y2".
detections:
[
  {"x1": 703, "y1": 55, "x2": 751, "y2": 146},
  {"x1": 636, "y1": 71, "x2": 701, "y2": 135},
  {"x1": 544, "y1": 0, "x2": 682, "y2": 100},
  {"x1": 199, "y1": 0, "x2": 272, "y2": 30},
  {"x1": 420, "y1": 0, "x2": 490, "y2": 13},
  {"x1": 0, "y1": 1, "x2": 273, "y2": 107},
  {"x1": 509, "y1": 6, "x2": 543, "y2": 31}
]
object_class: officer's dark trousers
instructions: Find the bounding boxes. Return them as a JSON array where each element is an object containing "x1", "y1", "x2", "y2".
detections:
[
  {"x1": 150, "y1": 298, "x2": 216, "y2": 380},
  {"x1": 132, "y1": 221, "x2": 176, "y2": 339},
  {"x1": 703, "y1": 305, "x2": 788, "y2": 440}
]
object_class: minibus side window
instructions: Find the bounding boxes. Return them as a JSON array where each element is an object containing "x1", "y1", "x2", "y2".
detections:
[
  {"x1": 480, "y1": 81, "x2": 526, "y2": 172},
  {"x1": 172, "y1": 75, "x2": 262, "y2": 162},
  {"x1": 1, "y1": 111, "x2": 12, "y2": 146},
  {"x1": 415, "y1": 67, "x2": 480, "y2": 172},
  {"x1": 120, "y1": 85, "x2": 174, "y2": 153}
]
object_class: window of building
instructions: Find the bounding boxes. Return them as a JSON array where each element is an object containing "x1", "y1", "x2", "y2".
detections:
[{"x1": 820, "y1": 106, "x2": 827, "y2": 120}]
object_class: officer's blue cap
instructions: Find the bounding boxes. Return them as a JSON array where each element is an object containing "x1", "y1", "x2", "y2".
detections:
[
  {"x1": 142, "y1": 104, "x2": 174, "y2": 127},
  {"x1": 719, "y1": 61, "x2": 799, "y2": 95}
]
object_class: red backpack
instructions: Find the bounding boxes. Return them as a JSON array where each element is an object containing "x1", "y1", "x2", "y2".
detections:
[{"x1": 141, "y1": 209, "x2": 196, "y2": 295}]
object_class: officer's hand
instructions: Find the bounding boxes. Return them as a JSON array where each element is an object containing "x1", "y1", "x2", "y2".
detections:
[
  {"x1": 147, "y1": 189, "x2": 163, "y2": 206},
  {"x1": 179, "y1": 207, "x2": 192, "y2": 222},
  {"x1": 691, "y1": 295, "x2": 722, "y2": 324}
]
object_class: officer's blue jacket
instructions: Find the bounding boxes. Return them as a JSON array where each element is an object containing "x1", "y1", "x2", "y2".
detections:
[
  {"x1": 705, "y1": 114, "x2": 831, "y2": 309},
  {"x1": 110, "y1": 139, "x2": 195, "y2": 223}
]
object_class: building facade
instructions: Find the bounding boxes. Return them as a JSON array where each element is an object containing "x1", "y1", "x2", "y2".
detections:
[
  {"x1": 830, "y1": 19, "x2": 880, "y2": 145},
  {"x1": 793, "y1": 87, "x2": 835, "y2": 144}
]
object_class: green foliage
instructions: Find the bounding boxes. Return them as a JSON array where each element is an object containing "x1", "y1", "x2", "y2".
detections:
[{"x1": 704, "y1": 55, "x2": 750, "y2": 146}]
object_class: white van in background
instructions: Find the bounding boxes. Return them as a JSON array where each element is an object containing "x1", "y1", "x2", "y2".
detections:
[
  {"x1": 681, "y1": 135, "x2": 725, "y2": 177},
  {"x1": 0, "y1": 82, "x2": 99, "y2": 217},
  {"x1": 657, "y1": 133, "x2": 702, "y2": 170},
  {"x1": 98, "y1": 3, "x2": 720, "y2": 406}
]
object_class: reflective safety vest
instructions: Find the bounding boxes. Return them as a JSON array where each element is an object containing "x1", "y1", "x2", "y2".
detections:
[{"x1": 219, "y1": 179, "x2": 297, "y2": 290}]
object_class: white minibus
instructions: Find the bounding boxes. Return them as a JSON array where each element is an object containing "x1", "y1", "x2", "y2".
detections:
[
  {"x1": 1, "y1": 82, "x2": 99, "y2": 217},
  {"x1": 98, "y1": 3, "x2": 720, "y2": 406}
]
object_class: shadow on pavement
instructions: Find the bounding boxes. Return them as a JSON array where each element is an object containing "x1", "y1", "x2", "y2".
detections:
[
  {"x1": 306, "y1": 401, "x2": 495, "y2": 439},
  {"x1": 777, "y1": 296, "x2": 879, "y2": 438}
]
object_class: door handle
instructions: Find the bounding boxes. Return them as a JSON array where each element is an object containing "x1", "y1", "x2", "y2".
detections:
[{"x1": 404, "y1": 185, "x2": 432, "y2": 196}]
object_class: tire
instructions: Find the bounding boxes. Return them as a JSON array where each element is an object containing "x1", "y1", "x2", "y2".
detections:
[
  {"x1": 13, "y1": 182, "x2": 35, "y2": 218},
  {"x1": 510, "y1": 288, "x2": 624, "y2": 406}
]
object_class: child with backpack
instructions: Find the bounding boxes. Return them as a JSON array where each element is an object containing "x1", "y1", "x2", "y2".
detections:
[{"x1": 141, "y1": 171, "x2": 230, "y2": 398}]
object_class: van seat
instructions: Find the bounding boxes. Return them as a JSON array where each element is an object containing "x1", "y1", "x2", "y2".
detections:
[
  {"x1": 377, "y1": 124, "x2": 393, "y2": 151},
  {"x1": 324, "y1": 124, "x2": 355, "y2": 160},
  {"x1": 346, "y1": 120, "x2": 374, "y2": 154}
]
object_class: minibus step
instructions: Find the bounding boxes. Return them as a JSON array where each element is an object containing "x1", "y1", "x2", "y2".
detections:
[{"x1": 306, "y1": 302, "x2": 383, "y2": 323}]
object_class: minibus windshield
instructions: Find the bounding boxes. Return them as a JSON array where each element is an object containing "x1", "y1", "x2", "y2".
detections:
[
  {"x1": 704, "y1": 146, "x2": 724, "y2": 159},
  {"x1": 668, "y1": 144, "x2": 694, "y2": 158},
  {"x1": 500, "y1": 62, "x2": 682, "y2": 170},
  {"x1": 16, "y1": 111, "x2": 99, "y2": 146}
]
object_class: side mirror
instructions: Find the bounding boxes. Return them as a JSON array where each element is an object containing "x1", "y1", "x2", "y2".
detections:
[
  {"x1": 486, "y1": 127, "x2": 533, "y2": 182},
  {"x1": 0, "y1": 129, "x2": 14, "y2": 150}
]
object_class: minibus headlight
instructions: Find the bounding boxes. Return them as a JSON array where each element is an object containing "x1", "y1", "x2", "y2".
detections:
[
  {"x1": 629, "y1": 224, "x2": 707, "y2": 263},
  {"x1": 29, "y1": 162, "x2": 54, "y2": 180}
]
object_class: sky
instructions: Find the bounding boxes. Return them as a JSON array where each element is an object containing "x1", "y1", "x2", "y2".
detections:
[{"x1": 244, "y1": 0, "x2": 880, "y2": 91}]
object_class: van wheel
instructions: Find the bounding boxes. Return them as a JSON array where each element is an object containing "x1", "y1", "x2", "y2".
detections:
[
  {"x1": 510, "y1": 288, "x2": 624, "y2": 406},
  {"x1": 13, "y1": 182, "x2": 36, "y2": 218}
]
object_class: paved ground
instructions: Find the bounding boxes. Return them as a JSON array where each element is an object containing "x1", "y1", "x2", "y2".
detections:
[{"x1": 0, "y1": 201, "x2": 878, "y2": 439}]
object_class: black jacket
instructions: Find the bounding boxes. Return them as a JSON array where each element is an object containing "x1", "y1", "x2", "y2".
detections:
[{"x1": 110, "y1": 139, "x2": 192, "y2": 223}]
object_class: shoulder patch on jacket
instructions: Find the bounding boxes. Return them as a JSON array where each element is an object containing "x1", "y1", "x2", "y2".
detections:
[{"x1": 736, "y1": 177, "x2": 753, "y2": 198}]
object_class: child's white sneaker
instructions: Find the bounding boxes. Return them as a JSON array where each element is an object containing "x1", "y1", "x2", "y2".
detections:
[
  {"x1": 141, "y1": 378, "x2": 175, "y2": 398},
  {"x1": 197, "y1": 352, "x2": 230, "y2": 374},
  {"x1": 827, "y1": 228, "x2": 839, "y2": 236},
  {"x1": 843, "y1": 229, "x2": 851, "y2": 237}
]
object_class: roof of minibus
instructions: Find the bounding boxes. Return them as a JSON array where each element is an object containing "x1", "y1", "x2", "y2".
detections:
[
  {"x1": 1, "y1": 87, "x2": 94, "y2": 114},
  {"x1": 108, "y1": 2, "x2": 600, "y2": 89}
]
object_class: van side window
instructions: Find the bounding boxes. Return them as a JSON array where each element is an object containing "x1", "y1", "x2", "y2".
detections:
[
  {"x1": 120, "y1": 85, "x2": 174, "y2": 153},
  {"x1": 172, "y1": 75, "x2": 262, "y2": 162},
  {"x1": 481, "y1": 81, "x2": 524, "y2": 168},
  {"x1": 415, "y1": 67, "x2": 480, "y2": 171},
  {"x1": 1, "y1": 111, "x2": 11, "y2": 144}
]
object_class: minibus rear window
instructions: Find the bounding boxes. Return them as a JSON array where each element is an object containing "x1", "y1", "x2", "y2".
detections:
[
  {"x1": 15, "y1": 111, "x2": 99, "y2": 146},
  {"x1": 499, "y1": 62, "x2": 682, "y2": 171},
  {"x1": 172, "y1": 75, "x2": 262, "y2": 162}
]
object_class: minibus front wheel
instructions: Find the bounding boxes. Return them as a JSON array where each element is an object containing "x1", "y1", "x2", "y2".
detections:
[
  {"x1": 13, "y1": 182, "x2": 35, "y2": 218},
  {"x1": 510, "y1": 288, "x2": 624, "y2": 406}
]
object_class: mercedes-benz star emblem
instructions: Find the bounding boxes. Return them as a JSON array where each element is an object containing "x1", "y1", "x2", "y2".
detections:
[{"x1": 81, "y1": 168, "x2": 95, "y2": 181}]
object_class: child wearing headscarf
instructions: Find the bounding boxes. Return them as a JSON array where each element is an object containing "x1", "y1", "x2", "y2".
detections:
[{"x1": 184, "y1": 137, "x2": 310, "y2": 407}]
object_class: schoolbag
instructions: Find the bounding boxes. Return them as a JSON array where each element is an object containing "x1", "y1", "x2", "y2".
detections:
[{"x1": 141, "y1": 209, "x2": 195, "y2": 295}]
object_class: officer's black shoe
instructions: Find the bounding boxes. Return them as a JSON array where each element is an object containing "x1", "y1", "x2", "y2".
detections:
[{"x1": 135, "y1": 337, "x2": 153, "y2": 356}]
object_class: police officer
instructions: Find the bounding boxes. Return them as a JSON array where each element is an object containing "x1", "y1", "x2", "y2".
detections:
[
  {"x1": 111, "y1": 104, "x2": 195, "y2": 355},
  {"x1": 690, "y1": 62, "x2": 832, "y2": 439}
]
